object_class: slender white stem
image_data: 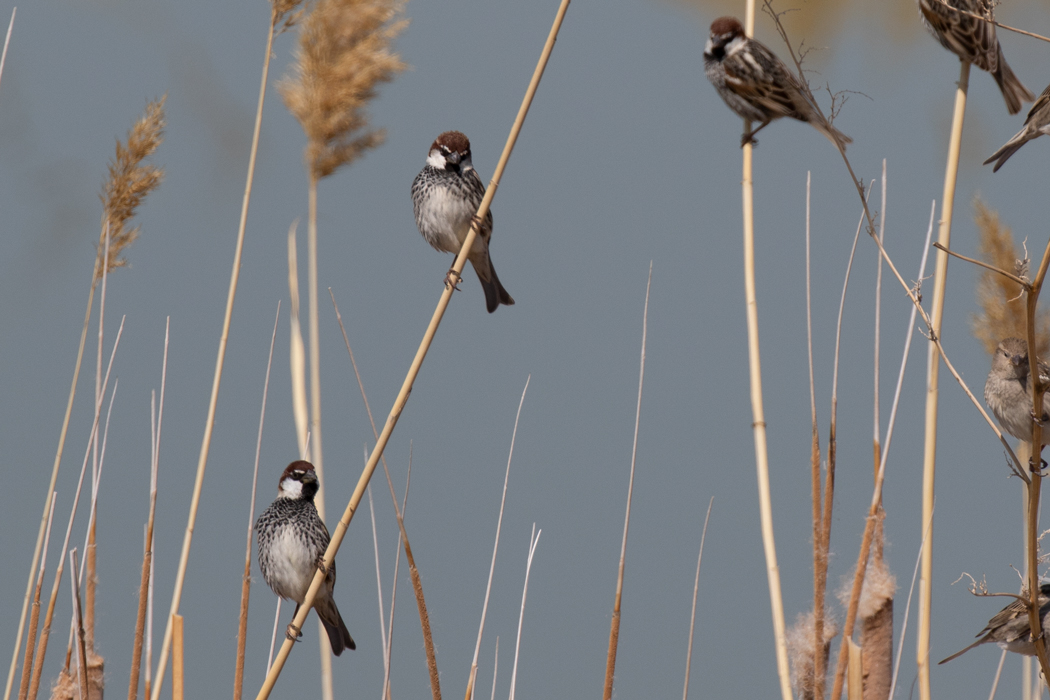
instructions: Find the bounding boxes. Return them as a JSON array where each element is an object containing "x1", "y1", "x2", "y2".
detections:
[
  {"x1": 805, "y1": 171, "x2": 816, "y2": 431},
  {"x1": 508, "y1": 527, "x2": 541, "y2": 700},
  {"x1": 682, "y1": 498, "x2": 714, "y2": 700},
  {"x1": 470, "y1": 377, "x2": 531, "y2": 699},
  {"x1": 875, "y1": 161, "x2": 886, "y2": 446},
  {"x1": 987, "y1": 650, "x2": 1006, "y2": 700},
  {"x1": 0, "y1": 8, "x2": 15, "y2": 95},
  {"x1": 78, "y1": 378, "x2": 119, "y2": 587},
  {"x1": 490, "y1": 638, "x2": 499, "y2": 700},
  {"x1": 68, "y1": 551, "x2": 85, "y2": 700},
  {"x1": 877, "y1": 203, "x2": 935, "y2": 482},
  {"x1": 889, "y1": 502, "x2": 934, "y2": 699},
  {"x1": 831, "y1": 184, "x2": 871, "y2": 421},
  {"x1": 267, "y1": 600, "x2": 281, "y2": 674},
  {"x1": 383, "y1": 451, "x2": 411, "y2": 700},
  {"x1": 368, "y1": 484, "x2": 389, "y2": 690}
]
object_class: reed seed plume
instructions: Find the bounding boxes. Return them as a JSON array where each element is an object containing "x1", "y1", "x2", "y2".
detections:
[
  {"x1": 971, "y1": 196, "x2": 1050, "y2": 356},
  {"x1": 271, "y1": 0, "x2": 305, "y2": 33},
  {"x1": 98, "y1": 97, "x2": 166, "y2": 280},
  {"x1": 280, "y1": 0, "x2": 407, "y2": 180}
]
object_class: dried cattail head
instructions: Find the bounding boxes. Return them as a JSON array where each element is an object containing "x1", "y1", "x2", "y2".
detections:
[
  {"x1": 279, "y1": 0, "x2": 408, "y2": 180},
  {"x1": 786, "y1": 608, "x2": 839, "y2": 699},
  {"x1": 971, "y1": 196, "x2": 1050, "y2": 356},
  {"x1": 98, "y1": 97, "x2": 166, "y2": 281}
]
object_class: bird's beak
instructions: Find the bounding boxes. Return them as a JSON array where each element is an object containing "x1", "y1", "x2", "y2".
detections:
[
  {"x1": 446, "y1": 151, "x2": 461, "y2": 166},
  {"x1": 1013, "y1": 354, "x2": 1026, "y2": 367},
  {"x1": 301, "y1": 470, "x2": 317, "y2": 484}
]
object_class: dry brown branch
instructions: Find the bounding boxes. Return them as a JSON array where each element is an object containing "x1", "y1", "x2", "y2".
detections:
[
  {"x1": 279, "y1": 0, "x2": 407, "y2": 180},
  {"x1": 98, "y1": 98, "x2": 166, "y2": 279},
  {"x1": 971, "y1": 198, "x2": 1049, "y2": 356},
  {"x1": 858, "y1": 514, "x2": 895, "y2": 700},
  {"x1": 172, "y1": 616, "x2": 184, "y2": 700},
  {"x1": 17, "y1": 494, "x2": 56, "y2": 700}
]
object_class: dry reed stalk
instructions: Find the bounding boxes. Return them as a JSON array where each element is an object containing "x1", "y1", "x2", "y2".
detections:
[
  {"x1": 846, "y1": 639, "x2": 862, "y2": 700},
  {"x1": 804, "y1": 172, "x2": 827, "y2": 700},
  {"x1": 739, "y1": 3, "x2": 791, "y2": 697},
  {"x1": 602, "y1": 264, "x2": 651, "y2": 700},
  {"x1": 858, "y1": 514, "x2": 894, "y2": 700},
  {"x1": 253, "y1": 3, "x2": 571, "y2": 695},
  {"x1": 383, "y1": 453, "x2": 412, "y2": 700},
  {"x1": 508, "y1": 527, "x2": 541, "y2": 700},
  {"x1": 489, "y1": 639, "x2": 498, "y2": 700},
  {"x1": 128, "y1": 321, "x2": 169, "y2": 700},
  {"x1": 1021, "y1": 240, "x2": 1050, "y2": 680},
  {"x1": 232, "y1": 306, "x2": 280, "y2": 700},
  {"x1": 971, "y1": 198, "x2": 1049, "y2": 355},
  {"x1": 682, "y1": 498, "x2": 714, "y2": 700},
  {"x1": 145, "y1": 0, "x2": 296, "y2": 685},
  {"x1": 27, "y1": 321, "x2": 124, "y2": 700},
  {"x1": 916, "y1": 60, "x2": 970, "y2": 700},
  {"x1": 5, "y1": 100, "x2": 163, "y2": 700},
  {"x1": 68, "y1": 552, "x2": 87, "y2": 700},
  {"x1": 465, "y1": 379, "x2": 530, "y2": 700},
  {"x1": 17, "y1": 494, "x2": 56, "y2": 700},
  {"x1": 171, "y1": 616, "x2": 184, "y2": 700}
]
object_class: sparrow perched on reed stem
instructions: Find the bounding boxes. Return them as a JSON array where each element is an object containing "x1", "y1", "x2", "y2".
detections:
[
  {"x1": 702, "y1": 16, "x2": 851, "y2": 150},
  {"x1": 918, "y1": 0, "x2": 1033, "y2": 114},
  {"x1": 939, "y1": 584, "x2": 1050, "y2": 663},
  {"x1": 984, "y1": 337, "x2": 1050, "y2": 442},
  {"x1": 411, "y1": 130, "x2": 514, "y2": 313},
  {"x1": 985, "y1": 82, "x2": 1050, "y2": 172},
  {"x1": 256, "y1": 460, "x2": 355, "y2": 655}
]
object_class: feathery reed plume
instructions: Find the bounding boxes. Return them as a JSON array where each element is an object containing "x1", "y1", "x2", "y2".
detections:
[
  {"x1": 971, "y1": 197, "x2": 1049, "y2": 356},
  {"x1": 98, "y1": 97, "x2": 166, "y2": 279},
  {"x1": 271, "y1": 0, "x2": 304, "y2": 33},
  {"x1": 6, "y1": 101, "x2": 164, "y2": 700},
  {"x1": 279, "y1": 0, "x2": 406, "y2": 180},
  {"x1": 786, "y1": 609, "x2": 838, "y2": 700}
]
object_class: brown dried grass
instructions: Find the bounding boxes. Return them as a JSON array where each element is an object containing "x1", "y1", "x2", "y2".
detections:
[
  {"x1": 279, "y1": 0, "x2": 407, "y2": 180},
  {"x1": 98, "y1": 97, "x2": 166, "y2": 280},
  {"x1": 971, "y1": 196, "x2": 1050, "y2": 356}
]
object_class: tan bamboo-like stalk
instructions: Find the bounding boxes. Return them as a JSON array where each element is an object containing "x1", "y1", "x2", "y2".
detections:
[
  {"x1": 17, "y1": 493, "x2": 56, "y2": 700},
  {"x1": 602, "y1": 264, "x2": 651, "y2": 700},
  {"x1": 148, "y1": 11, "x2": 279, "y2": 698},
  {"x1": 846, "y1": 639, "x2": 862, "y2": 700},
  {"x1": 1023, "y1": 239, "x2": 1050, "y2": 680},
  {"x1": 917, "y1": 59, "x2": 970, "y2": 700},
  {"x1": 232, "y1": 306, "x2": 280, "y2": 700},
  {"x1": 304, "y1": 176, "x2": 334, "y2": 700},
  {"x1": 740, "y1": 4, "x2": 789, "y2": 697},
  {"x1": 253, "y1": 3, "x2": 570, "y2": 697},
  {"x1": 466, "y1": 377, "x2": 530, "y2": 700},
  {"x1": 171, "y1": 616, "x2": 184, "y2": 700},
  {"x1": 682, "y1": 498, "x2": 714, "y2": 700}
]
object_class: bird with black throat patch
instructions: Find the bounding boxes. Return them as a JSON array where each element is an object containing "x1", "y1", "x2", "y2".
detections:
[
  {"x1": 411, "y1": 130, "x2": 515, "y2": 313},
  {"x1": 703, "y1": 16, "x2": 851, "y2": 151},
  {"x1": 255, "y1": 460, "x2": 355, "y2": 655}
]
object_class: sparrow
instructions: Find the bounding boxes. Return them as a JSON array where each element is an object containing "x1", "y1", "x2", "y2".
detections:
[
  {"x1": 984, "y1": 337, "x2": 1050, "y2": 443},
  {"x1": 411, "y1": 130, "x2": 515, "y2": 313},
  {"x1": 255, "y1": 460, "x2": 355, "y2": 655},
  {"x1": 703, "y1": 16, "x2": 852, "y2": 150},
  {"x1": 918, "y1": 0, "x2": 1033, "y2": 115},
  {"x1": 939, "y1": 584, "x2": 1050, "y2": 663},
  {"x1": 985, "y1": 82, "x2": 1050, "y2": 171}
]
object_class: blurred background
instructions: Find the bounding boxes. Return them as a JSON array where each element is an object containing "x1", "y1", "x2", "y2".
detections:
[{"x1": 1, "y1": 0, "x2": 1049, "y2": 697}]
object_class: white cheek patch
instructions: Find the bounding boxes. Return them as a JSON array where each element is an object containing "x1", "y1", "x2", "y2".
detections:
[
  {"x1": 426, "y1": 151, "x2": 447, "y2": 169},
  {"x1": 725, "y1": 35, "x2": 747, "y2": 57},
  {"x1": 279, "y1": 478, "x2": 303, "y2": 499}
]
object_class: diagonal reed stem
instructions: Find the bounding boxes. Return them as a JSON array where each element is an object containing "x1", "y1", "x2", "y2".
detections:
[{"x1": 253, "y1": 4, "x2": 571, "y2": 697}]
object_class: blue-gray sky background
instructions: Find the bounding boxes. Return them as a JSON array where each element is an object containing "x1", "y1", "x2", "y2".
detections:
[{"x1": 1, "y1": 0, "x2": 1049, "y2": 697}]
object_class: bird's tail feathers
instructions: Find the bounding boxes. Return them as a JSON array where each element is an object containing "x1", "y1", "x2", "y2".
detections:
[
  {"x1": 472, "y1": 256, "x2": 515, "y2": 313},
  {"x1": 984, "y1": 128, "x2": 1030, "y2": 172},
  {"x1": 994, "y1": 51, "x2": 1034, "y2": 116},
  {"x1": 316, "y1": 598, "x2": 356, "y2": 655}
]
